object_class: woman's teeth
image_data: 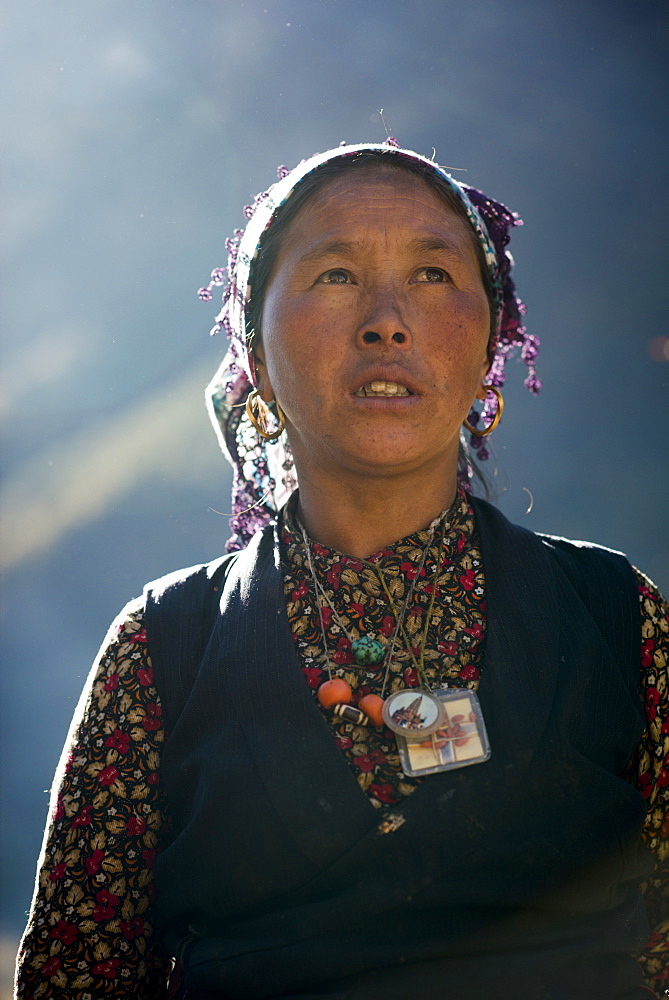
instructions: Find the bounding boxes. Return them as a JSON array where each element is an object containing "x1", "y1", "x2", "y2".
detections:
[{"x1": 355, "y1": 381, "x2": 411, "y2": 397}]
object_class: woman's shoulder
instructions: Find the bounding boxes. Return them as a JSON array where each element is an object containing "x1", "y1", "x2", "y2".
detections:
[
  {"x1": 470, "y1": 496, "x2": 659, "y2": 641},
  {"x1": 534, "y1": 529, "x2": 633, "y2": 577},
  {"x1": 471, "y1": 494, "x2": 634, "y2": 573},
  {"x1": 98, "y1": 555, "x2": 240, "y2": 675},
  {"x1": 143, "y1": 551, "x2": 237, "y2": 602},
  {"x1": 483, "y1": 501, "x2": 666, "y2": 607}
]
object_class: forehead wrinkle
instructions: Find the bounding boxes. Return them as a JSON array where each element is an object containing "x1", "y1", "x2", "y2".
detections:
[
  {"x1": 294, "y1": 238, "x2": 368, "y2": 267},
  {"x1": 291, "y1": 232, "x2": 471, "y2": 269},
  {"x1": 406, "y1": 236, "x2": 471, "y2": 263}
]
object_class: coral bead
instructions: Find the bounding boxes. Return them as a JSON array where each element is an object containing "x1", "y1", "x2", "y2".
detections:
[
  {"x1": 358, "y1": 694, "x2": 385, "y2": 728},
  {"x1": 317, "y1": 678, "x2": 353, "y2": 709}
]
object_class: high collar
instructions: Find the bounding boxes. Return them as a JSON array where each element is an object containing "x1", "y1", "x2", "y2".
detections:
[{"x1": 280, "y1": 484, "x2": 476, "y2": 578}]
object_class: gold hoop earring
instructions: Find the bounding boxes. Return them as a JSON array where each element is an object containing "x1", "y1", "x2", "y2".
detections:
[
  {"x1": 245, "y1": 389, "x2": 286, "y2": 441},
  {"x1": 463, "y1": 386, "x2": 504, "y2": 438}
]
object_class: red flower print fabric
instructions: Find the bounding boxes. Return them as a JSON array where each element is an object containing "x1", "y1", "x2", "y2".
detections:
[{"x1": 15, "y1": 602, "x2": 170, "y2": 998}]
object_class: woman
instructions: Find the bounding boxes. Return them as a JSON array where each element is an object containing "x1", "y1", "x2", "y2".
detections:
[{"x1": 15, "y1": 141, "x2": 668, "y2": 999}]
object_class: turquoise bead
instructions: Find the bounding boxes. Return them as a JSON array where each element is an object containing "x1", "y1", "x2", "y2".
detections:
[{"x1": 351, "y1": 635, "x2": 385, "y2": 666}]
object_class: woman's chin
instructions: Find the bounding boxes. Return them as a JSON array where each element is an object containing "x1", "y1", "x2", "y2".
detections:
[{"x1": 293, "y1": 435, "x2": 459, "y2": 485}]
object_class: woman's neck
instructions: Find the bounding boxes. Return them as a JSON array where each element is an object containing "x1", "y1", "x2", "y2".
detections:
[{"x1": 294, "y1": 465, "x2": 459, "y2": 559}]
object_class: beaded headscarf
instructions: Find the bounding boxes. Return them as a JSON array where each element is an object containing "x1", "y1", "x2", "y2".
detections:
[{"x1": 199, "y1": 141, "x2": 540, "y2": 551}]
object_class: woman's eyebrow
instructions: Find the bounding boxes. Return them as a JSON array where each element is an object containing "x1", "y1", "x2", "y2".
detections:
[
  {"x1": 406, "y1": 236, "x2": 470, "y2": 261},
  {"x1": 296, "y1": 239, "x2": 364, "y2": 265},
  {"x1": 296, "y1": 235, "x2": 470, "y2": 267}
]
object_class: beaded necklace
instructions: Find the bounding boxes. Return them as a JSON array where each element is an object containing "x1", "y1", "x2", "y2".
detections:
[{"x1": 299, "y1": 512, "x2": 448, "y2": 730}]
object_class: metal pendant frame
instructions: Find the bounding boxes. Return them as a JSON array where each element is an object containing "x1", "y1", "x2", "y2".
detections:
[{"x1": 382, "y1": 687, "x2": 446, "y2": 740}]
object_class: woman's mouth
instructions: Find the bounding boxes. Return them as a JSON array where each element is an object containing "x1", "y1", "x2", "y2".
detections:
[{"x1": 354, "y1": 381, "x2": 413, "y2": 398}]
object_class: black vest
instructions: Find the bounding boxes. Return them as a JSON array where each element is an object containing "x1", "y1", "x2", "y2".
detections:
[{"x1": 145, "y1": 499, "x2": 653, "y2": 1000}]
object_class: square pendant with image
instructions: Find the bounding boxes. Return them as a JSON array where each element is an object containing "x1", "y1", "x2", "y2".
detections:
[{"x1": 397, "y1": 688, "x2": 491, "y2": 777}]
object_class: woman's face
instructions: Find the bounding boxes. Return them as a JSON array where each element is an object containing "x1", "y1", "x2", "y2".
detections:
[{"x1": 255, "y1": 167, "x2": 490, "y2": 488}]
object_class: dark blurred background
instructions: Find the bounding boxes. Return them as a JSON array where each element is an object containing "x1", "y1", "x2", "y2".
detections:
[{"x1": 1, "y1": 0, "x2": 667, "y2": 991}]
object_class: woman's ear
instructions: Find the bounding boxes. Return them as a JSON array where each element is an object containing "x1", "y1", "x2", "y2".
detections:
[
  {"x1": 251, "y1": 345, "x2": 275, "y2": 403},
  {"x1": 475, "y1": 361, "x2": 491, "y2": 400}
]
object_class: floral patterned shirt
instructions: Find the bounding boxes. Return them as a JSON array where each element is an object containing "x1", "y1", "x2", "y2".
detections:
[{"x1": 15, "y1": 493, "x2": 669, "y2": 997}]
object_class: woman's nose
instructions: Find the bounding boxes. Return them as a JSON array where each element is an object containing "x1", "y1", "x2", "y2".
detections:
[
  {"x1": 360, "y1": 329, "x2": 408, "y2": 345},
  {"x1": 355, "y1": 285, "x2": 412, "y2": 348}
]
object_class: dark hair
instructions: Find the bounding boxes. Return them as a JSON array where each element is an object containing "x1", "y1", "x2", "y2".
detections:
[{"x1": 245, "y1": 149, "x2": 495, "y2": 353}]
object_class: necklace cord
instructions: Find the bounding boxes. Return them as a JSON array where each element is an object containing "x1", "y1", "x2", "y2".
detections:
[
  {"x1": 299, "y1": 514, "x2": 448, "y2": 699},
  {"x1": 302, "y1": 530, "x2": 334, "y2": 682},
  {"x1": 372, "y1": 519, "x2": 447, "y2": 691}
]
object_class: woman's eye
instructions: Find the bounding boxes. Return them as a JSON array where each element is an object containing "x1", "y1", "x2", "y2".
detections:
[
  {"x1": 416, "y1": 267, "x2": 448, "y2": 283},
  {"x1": 318, "y1": 269, "x2": 351, "y2": 284}
]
